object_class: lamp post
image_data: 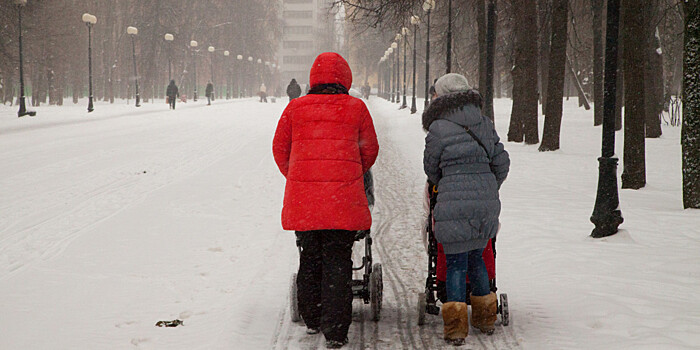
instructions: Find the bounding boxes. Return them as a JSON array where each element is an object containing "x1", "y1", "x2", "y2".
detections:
[
  {"x1": 237, "y1": 54, "x2": 243, "y2": 98},
  {"x1": 190, "y1": 40, "x2": 198, "y2": 101},
  {"x1": 379, "y1": 57, "x2": 385, "y2": 99},
  {"x1": 393, "y1": 36, "x2": 401, "y2": 105},
  {"x1": 164, "y1": 33, "x2": 174, "y2": 81},
  {"x1": 208, "y1": 46, "x2": 215, "y2": 101},
  {"x1": 590, "y1": 0, "x2": 624, "y2": 238},
  {"x1": 127, "y1": 26, "x2": 140, "y2": 107},
  {"x1": 411, "y1": 15, "x2": 420, "y2": 114},
  {"x1": 248, "y1": 56, "x2": 253, "y2": 97},
  {"x1": 401, "y1": 27, "x2": 409, "y2": 109},
  {"x1": 224, "y1": 50, "x2": 230, "y2": 99},
  {"x1": 446, "y1": 0, "x2": 453, "y2": 73},
  {"x1": 16, "y1": 0, "x2": 35, "y2": 117},
  {"x1": 82, "y1": 13, "x2": 97, "y2": 113},
  {"x1": 16, "y1": 0, "x2": 27, "y2": 116},
  {"x1": 389, "y1": 46, "x2": 396, "y2": 102},
  {"x1": 424, "y1": 0, "x2": 434, "y2": 108}
]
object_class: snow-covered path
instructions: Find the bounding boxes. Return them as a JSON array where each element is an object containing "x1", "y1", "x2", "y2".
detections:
[{"x1": 1, "y1": 97, "x2": 699, "y2": 349}]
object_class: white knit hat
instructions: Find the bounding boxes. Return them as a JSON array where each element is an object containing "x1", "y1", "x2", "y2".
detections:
[{"x1": 434, "y1": 73, "x2": 472, "y2": 96}]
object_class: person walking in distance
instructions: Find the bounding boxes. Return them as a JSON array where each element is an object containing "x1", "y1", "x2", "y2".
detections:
[
  {"x1": 273, "y1": 52, "x2": 379, "y2": 349},
  {"x1": 287, "y1": 78, "x2": 302, "y2": 101},
  {"x1": 205, "y1": 81, "x2": 214, "y2": 105},
  {"x1": 166, "y1": 80, "x2": 179, "y2": 110},
  {"x1": 260, "y1": 83, "x2": 268, "y2": 103}
]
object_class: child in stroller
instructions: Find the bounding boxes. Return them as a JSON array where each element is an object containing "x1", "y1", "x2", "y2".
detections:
[{"x1": 417, "y1": 180, "x2": 509, "y2": 327}]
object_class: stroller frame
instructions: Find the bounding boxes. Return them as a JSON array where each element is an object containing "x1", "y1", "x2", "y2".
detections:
[
  {"x1": 289, "y1": 231, "x2": 384, "y2": 323},
  {"x1": 417, "y1": 187, "x2": 509, "y2": 326}
]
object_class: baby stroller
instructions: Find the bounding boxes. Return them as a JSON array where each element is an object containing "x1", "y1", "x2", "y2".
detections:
[
  {"x1": 417, "y1": 181, "x2": 509, "y2": 326},
  {"x1": 289, "y1": 170, "x2": 384, "y2": 322}
]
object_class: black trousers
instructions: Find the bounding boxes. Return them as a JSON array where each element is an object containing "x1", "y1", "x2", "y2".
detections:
[
  {"x1": 169, "y1": 97, "x2": 176, "y2": 109},
  {"x1": 296, "y1": 230, "x2": 354, "y2": 341}
]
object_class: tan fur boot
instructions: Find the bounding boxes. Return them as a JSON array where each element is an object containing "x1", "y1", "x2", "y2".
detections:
[
  {"x1": 442, "y1": 302, "x2": 469, "y2": 345},
  {"x1": 470, "y1": 293, "x2": 497, "y2": 335}
]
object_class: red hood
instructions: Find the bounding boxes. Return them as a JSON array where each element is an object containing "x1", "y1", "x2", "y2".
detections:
[{"x1": 309, "y1": 52, "x2": 353, "y2": 90}]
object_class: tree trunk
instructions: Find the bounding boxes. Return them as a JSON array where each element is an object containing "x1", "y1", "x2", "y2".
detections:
[
  {"x1": 644, "y1": 13, "x2": 664, "y2": 138},
  {"x1": 538, "y1": 0, "x2": 552, "y2": 114},
  {"x1": 484, "y1": 0, "x2": 496, "y2": 121},
  {"x1": 478, "y1": 0, "x2": 487, "y2": 92},
  {"x1": 567, "y1": 53, "x2": 591, "y2": 110},
  {"x1": 592, "y1": 0, "x2": 605, "y2": 125},
  {"x1": 509, "y1": 0, "x2": 539, "y2": 144},
  {"x1": 539, "y1": 0, "x2": 569, "y2": 152},
  {"x1": 615, "y1": 20, "x2": 624, "y2": 131},
  {"x1": 621, "y1": 0, "x2": 647, "y2": 189},
  {"x1": 683, "y1": 0, "x2": 700, "y2": 208}
]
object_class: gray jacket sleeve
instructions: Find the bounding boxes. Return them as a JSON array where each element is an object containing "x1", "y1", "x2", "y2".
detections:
[
  {"x1": 489, "y1": 128, "x2": 510, "y2": 189},
  {"x1": 424, "y1": 124, "x2": 444, "y2": 185}
]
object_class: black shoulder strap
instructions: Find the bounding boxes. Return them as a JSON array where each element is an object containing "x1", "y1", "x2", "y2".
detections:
[
  {"x1": 462, "y1": 125, "x2": 491, "y2": 160},
  {"x1": 443, "y1": 119, "x2": 491, "y2": 159}
]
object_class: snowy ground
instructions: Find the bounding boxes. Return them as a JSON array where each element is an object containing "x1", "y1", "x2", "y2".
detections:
[{"x1": 0, "y1": 96, "x2": 698, "y2": 350}]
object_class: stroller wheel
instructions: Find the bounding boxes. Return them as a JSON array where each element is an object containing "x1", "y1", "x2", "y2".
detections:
[
  {"x1": 417, "y1": 292, "x2": 427, "y2": 326},
  {"x1": 499, "y1": 293, "x2": 509, "y2": 326},
  {"x1": 370, "y1": 263, "x2": 383, "y2": 321},
  {"x1": 289, "y1": 273, "x2": 301, "y2": 322}
]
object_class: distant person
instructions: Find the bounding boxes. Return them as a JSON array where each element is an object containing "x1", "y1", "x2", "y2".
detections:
[
  {"x1": 362, "y1": 82, "x2": 371, "y2": 100},
  {"x1": 273, "y1": 52, "x2": 379, "y2": 349},
  {"x1": 429, "y1": 78, "x2": 438, "y2": 103},
  {"x1": 286, "y1": 79, "x2": 302, "y2": 101},
  {"x1": 205, "y1": 81, "x2": 214, "y2": 105},
  {"x1": 166, "y1": 80, "x2": 179, "y2": 110},
  {"x1": 259, "y1": 83, "x2": 268, "y2": 103}
]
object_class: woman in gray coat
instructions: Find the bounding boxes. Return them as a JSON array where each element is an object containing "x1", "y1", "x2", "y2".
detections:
[{"x1": 422, "y1": 73, "x2": 509, "y2": 345}]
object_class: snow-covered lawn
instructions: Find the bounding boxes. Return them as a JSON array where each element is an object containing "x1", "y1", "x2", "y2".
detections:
[{"x1": 0, "y1": 97, "x2": 698, "y2": 349}]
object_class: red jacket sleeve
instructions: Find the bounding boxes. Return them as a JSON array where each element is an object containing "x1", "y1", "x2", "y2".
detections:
[
  {"x1": 273, "y1": 105, "x2": 293, "y2": 177},
  {"x1": 358, "y1": 104, "x2": 379, "y2": 173}
]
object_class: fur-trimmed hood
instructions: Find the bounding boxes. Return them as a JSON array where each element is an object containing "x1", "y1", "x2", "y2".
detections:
[{"x1": 422, "y1": 90, "x2": 484, "y2": 131}]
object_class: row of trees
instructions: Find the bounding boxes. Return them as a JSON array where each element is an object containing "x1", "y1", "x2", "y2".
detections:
[
  {"x1": 337, "y1": 0, "x2": 697, "y2": 208},
  {"x1": 0, "y1": 0, "x2": 281, "y2": 106}
]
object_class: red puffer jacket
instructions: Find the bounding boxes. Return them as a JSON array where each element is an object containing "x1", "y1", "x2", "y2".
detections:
[{"x1": 273, "y1": 52, "x2": 379, "y2": 231}]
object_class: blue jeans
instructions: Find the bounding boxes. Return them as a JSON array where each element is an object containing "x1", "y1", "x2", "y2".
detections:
[{"x1": 445, "y1": 248, "x2": 490, "y2": 302}]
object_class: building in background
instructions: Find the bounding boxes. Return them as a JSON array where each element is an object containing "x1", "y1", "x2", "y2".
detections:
[{"x1": 277, "y1": 0, "x2": 345, "y2": 91}]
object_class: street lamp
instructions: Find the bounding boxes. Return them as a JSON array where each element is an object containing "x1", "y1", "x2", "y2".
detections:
[
  {"x1": 236, "y1": 54, "x2": 243, "y2": 98},
  {"x1": 388, "y1": 46, "x2": 395, "y2": 102},
  {"x1": 248, "y1": 56, "x2": 254, "y2": 97},
  {"x1": 446, "y1": 0, "x2": 453, "y2": 73},
  {"x1": 164, "y1": 33, "x2": 174, "y2": 81},
  {"x1": 126, "y1": 26, "x2": 140, "y2": 107},
  {"x1": 392, "y1": 40, "x2": 399, "y2": 104},
  {"x1": 411, "y1": 15, "x2": 420, "y2": 114},
  {"x1": 381, "y1": 53, "x2": 387, "y2": 99},
  {"x1": 82, "y1": 13, "x2": 97, "y2": 113},
  {"x1": 16, "y1": 0, "x2": 35, "y2": 117},
  {"x1": 590, "y1": 0, "x2": 624, "y2": 238},
  {"x1": 401, "y1": 27, "x2": 410, "y2": 109},
  {"x1": 190, "y1": 40, "x2": 198, "y2": 101},
  {"x1": 224, "y1": 50, "x2": 230, "y2": 99},
  {"x1": 208, "y1": 45, "x2": 215, "y2": 101},
  {"x1": 423, "y1": 0, "x2": 434, "y2": 108}
]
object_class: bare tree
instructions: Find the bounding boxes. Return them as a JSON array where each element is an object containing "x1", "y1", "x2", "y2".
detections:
[
  {"x1": 539, "y1": 0, "x2": 569, "y2": 151},
  {"x1": 621, "y1": 0, "x2": 647, "y2": 189},
  {"x1": 508, "y1": 0, "x2": 539, "y2": 143},
  {"x1": 683, "y1": 0, "x2": 700, "y2": 208}
]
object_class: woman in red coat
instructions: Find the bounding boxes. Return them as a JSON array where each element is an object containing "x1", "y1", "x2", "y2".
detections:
[{"x1": 272, "y1": 52, "x2": 379, "y2": 348}]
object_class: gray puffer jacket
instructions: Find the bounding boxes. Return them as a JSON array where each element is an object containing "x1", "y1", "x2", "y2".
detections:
[{"x1": 422, "y1": 90, "x2": 510, "y2": 255}]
